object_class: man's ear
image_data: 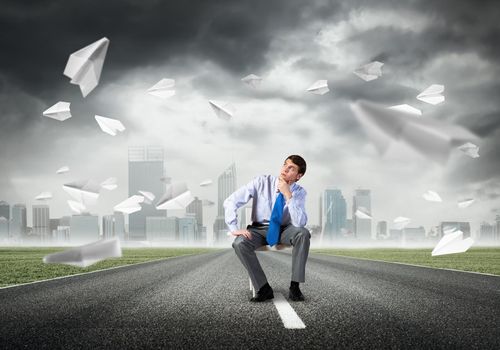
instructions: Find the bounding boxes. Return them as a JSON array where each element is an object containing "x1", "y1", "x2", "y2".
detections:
[{"x1": 296, "y1": 173, "x2": 303, "y2": 181}]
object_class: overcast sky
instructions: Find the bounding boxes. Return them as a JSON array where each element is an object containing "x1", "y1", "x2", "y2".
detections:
[{"x1": 1, "y1": 0, "x2": 499, "y2": 237}]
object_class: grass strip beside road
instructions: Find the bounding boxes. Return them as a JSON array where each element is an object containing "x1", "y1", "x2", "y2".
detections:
[
  {"x1": 311, "y1": 247, "x2": 500, "y2": 276},
  {"x1": 0, "y1": 247, "x2": 220, "y2": 287}
]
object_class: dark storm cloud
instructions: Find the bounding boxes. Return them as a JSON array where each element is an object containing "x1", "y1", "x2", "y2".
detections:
[{"x1": 0, "y1": 0, "x2": 336, "y2": 95}]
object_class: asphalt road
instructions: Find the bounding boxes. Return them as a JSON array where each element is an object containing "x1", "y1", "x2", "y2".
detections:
[{"x1": 1, "y1": 249, "x2": 499, "y2": 349}]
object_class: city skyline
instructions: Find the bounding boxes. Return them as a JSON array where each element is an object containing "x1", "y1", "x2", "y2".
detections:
[{"x1": 1, "y1": 1, "x2": 500, "y2": 242}]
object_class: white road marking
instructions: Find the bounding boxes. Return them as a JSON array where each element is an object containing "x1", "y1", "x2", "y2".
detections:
[{"x1": 272, "y1": 293, "x2": 306, "y2": 329}]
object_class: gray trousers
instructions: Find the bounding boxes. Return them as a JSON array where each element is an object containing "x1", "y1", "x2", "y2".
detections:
[{"x1": 232, "y1": 224, "x2": 311, "y2": 290}]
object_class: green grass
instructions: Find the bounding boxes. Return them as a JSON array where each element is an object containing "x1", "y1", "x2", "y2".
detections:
[
  {"x1": 0, "y1": 247, "x2": 220, "y2": 288},
  {"x1": 311, "y1": 247, "x2": 500, "y2": 276}
]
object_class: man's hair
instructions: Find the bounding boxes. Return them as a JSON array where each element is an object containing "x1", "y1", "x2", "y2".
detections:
[{"x1": 286, "y1": 155, "x2": 307, "y2": 175}]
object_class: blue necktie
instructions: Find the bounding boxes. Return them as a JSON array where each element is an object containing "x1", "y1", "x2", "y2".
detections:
[{"x1": 266, "y1": 192, "x2": 285, "y2": 246}]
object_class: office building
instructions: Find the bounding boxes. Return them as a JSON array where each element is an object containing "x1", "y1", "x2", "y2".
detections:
[
  {"x1": 33, "y1": 204, "x2": 50, "y2": 242},
  {"x1": 128, "y1": 146, "x2": 165, "y2": 240},
  {"x1": 323, "y1": 189, "x2": 347, "y2": 241},
  {"x1": 353, "y1": 189, "x2": 372, "y2": 240},
  {"x1": 70, "y1": 214, "x2": 99, "y2": 243}
]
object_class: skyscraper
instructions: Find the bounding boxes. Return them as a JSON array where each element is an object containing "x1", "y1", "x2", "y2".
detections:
[
  {"x1": 179, "y1": 216, "x2": 198, "y2": 244},
  {"x1": 213, "y1": 163, "x2": 236, "y2": 243},
  {"x1": 128, "y1": 146, "x2": 165, "y2": 240},
  {"x1": 11, "y1": 204, "x2": 27, "y2": 240},
  {"x1": 479, "y1": 222, "x2": 496, "y2": 242},
  {"x1": 33, "y1": 204, "x2": 50, "y2": 242},
  {"x1": 186, "y1": 196, "x2": 203, "y2": 240},
  {"x1": 323, "y1": 189, "x2": 347, "y2": 241},
  {"x1": 0, "y1": 201, "x2": 10, "y2": 240},
  {"x1": 0, "y1": 217, "x2": 8, "y2": 241},
  {"x1": 70, "y1": 214, "x2": 99, "y2": 243},
  {"x1": 102, "y1": 212, "x2": 125, "y2": 240},
  {"x1": 376, "y1": 221, "x2": 387, "y2": 240},
  {"x1": 353, "y1": 189, "x2": 372, "y2": 240}
]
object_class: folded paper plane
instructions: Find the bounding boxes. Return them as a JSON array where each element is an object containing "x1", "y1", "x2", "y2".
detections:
[
  {"x1": 100, "y1": 177, "x2": 117, "y2": 191},
  {"x1": 353, "y1": 61, "x2": 384, "y2": 81},
  {"x1": 114, "y1": 195, "x2": 144, "y2": 214},
  {"x1": 35, "y1": 191, "x2": 53, "y2": 200},
  {"x1": 388, "y1": 104, "x2": 422, "y2": 116},
  {"x1": 63, "y1": 37, "x2": 109, "y2": 97},
  {"x1": 458, "y1": 142, "x2": 480, "y2": 158},
  {"x1": 306, "y1": 80, "x2": 329, "y2": 95},
  {"x1": 63, "y1": 180, "x2": 100, "y2": 204},
  {"x1": 95, "y1": 115, "x2": 125, "y2": 136},
  {"x1": 416, "y1": 84, "x2": 445, "y2": 105},
  {"x1": 458, "y1": 198, "x2": 475, "y2": 208},
  {"x1": 209, "y1": 100, "x2": 235, "y2": 120},
  {"x1": 241, "y1": 74, "x2": 262, "y2": 88},
  {"x1": 156, "y1": 183, "x2": 194, "y2": 210},
  {"x1": 422, "y1": 190, "x2": 442, "y2": 202},
  {"x1": 43, "y1": 102, "x2": 72, "y2": 121},
  {"x1": 354, "y1": 207, "x2": 372, "y2": 219},
  {"x1": 56, "y1": 166, "x2": 70, "y2": 174},
  {"x1": 350, "y1": 100, "x2": 479, "y2": 163},
  {"x1": 138, "y1": 191, "x2": 155, "y2": 204},
  {"x1": 199, "y1": 179, "x2": 213, "y2": 187},
  {"x1": 67, "y1": 200, "x2": 86, "y2": 214},
  {"x1": 431, "y1": 230, "x2": 473, "y2": 256},
  {"x1": 147, "y1": 78, "x2": 175, "y2": 99},
  {"x1": 43, "y1": 237, "x2": 122, "y2": 267}
]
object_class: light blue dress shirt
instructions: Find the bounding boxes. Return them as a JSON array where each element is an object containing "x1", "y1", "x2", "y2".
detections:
[{"x1": 223, "y1": 174, "x2": 308, "y2": 233}]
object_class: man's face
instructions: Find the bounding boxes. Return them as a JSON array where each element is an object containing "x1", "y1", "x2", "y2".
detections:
[{"x1": 280, "y1": 159, "x2": 303, "y2": 184}]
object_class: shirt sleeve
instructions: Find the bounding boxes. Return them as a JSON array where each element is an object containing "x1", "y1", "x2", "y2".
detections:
[
  {"x1": 286, "y1": 188, "x2": 308, "y2": 227},
  {"x1": 223, "y1": 177, "x2": 257, "y2": 232}
]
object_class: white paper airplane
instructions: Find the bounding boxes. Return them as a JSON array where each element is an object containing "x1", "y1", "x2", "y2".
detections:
[
  {"x1": 147, "y1": 78, "x2": 175, "y2": 99},
  {"x1": 209, "y1": 100, "x2": 235, "y2": 120},
  {"x1": 43, "y1": 237, "x2": 122, "y2": 267},
  {"x1": 202, "y1": 199, "x2": 215, "y2": 206},
  {"x1": 138, "y1": 191, "x2": 155, "y2": 204},
  {"x1": 241, "y1": 74, "x2": 262, "y2": 88},
  {"x1": 354, "y1": 207, "x2": 372, "y2": 219},
  {"x1": 350, "y1": 100, "x2": 479, "y2": 164},
  {"x1": 431, "y1": 230, "x2": 474, "y2": 256},
  {"x1": 43, "y1": 101, "x2": 72, "y2": 121},
  {"x1": 114, "y1": 195, "x2": 144, "y2": 214},
  {"x1": 67, "y1": 200, "x2": 86, "y2": 214},
  {"x1": 306, "y1": 80, "x2": 329, "y2": 95},
  {"x1": 393, "y1": 216, "x2": 411, "y2": 230},
  {"x1": 458, "y1": 198, "x2": 475, "y2": 208},
  {"x1": 199, "y1": 179, "x2": 213, "y2": 187},
  {"x1": 35, "y1": 191, "x2": 53, "y2": 200},
  {"x1": 388, "y1": 104, "x2": 422, "y2": 116},
  {"x1": 458, "y1": 142, "x2": 480, "y2": 158},
  {"x1": 63, "y1": 180, "x2": 100, "y2": 204},
  {"x1": 95, "y1": 115, "x2": 125, "y2": 136},
  {"x1": 56, "y1": 166, "x2": 70, "y2": 174},
  {"x1": 422, "y1": 190, "x2": 442, "y2": 202},
  {"x1": 416, "y1": 84, "x2": 445, "y2": 105},
  {"x1": 100, "y1": 177, "x2": 117, "y2": 191},
  {"x1": 353, "y1": 61, "x2": 384, "y2": 81},
  {"x1": 63, "y1": 37, "x2": 109, "y2": 97},
  {"x1": 156, "y1": 183, "x2": 194, "y2": 210}
]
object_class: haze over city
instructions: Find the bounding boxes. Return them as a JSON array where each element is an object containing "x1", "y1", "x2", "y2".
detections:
[{"x1": 1, "y1": 0, "x2": 500, "y2": 246}]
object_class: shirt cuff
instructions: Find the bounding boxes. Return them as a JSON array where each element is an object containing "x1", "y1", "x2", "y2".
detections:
[{"x1": 228, "y1": 224, "x2": 239, "y2": 233}]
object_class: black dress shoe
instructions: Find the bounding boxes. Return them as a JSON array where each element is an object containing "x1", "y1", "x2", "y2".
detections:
[
  {"x1": 289, "y1": 285, "x2": 305, "y2": 301},
  {"x1": 251, "y1": 283, "x2": 274, "y2": 302}
]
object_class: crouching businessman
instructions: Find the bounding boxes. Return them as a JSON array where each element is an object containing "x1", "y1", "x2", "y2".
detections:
[{"x1": 223, "y1": 155, "x2": 311, "y2": 302}]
